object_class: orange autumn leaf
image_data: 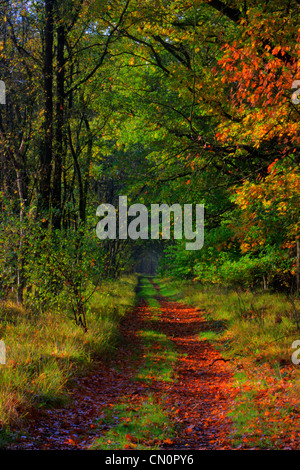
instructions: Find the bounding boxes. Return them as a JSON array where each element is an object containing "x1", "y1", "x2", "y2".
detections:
[
  {"x1": 164, "y1": 438, "x2": 173, "y2": 445},
  {"x1": 66, "y1": 438, "x2": 76, "y2": 445}
]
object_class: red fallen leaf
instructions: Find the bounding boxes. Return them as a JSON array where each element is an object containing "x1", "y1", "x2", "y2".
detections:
[
  {"x1": 185, "y1": 427, "x2": 194, "y2": 433},
  {"x1": 125, "y1": 434, "x2": 137, "y2": 443},
  {"x1": 65, "y1": 438, "x2": 76, "y2": 445},
  {"x1": 121, "y1": 417, "x2": 131, "y2": 423},
  {"x1": 164, "y1": 438, "x2": 173, "y2": 444},
  {"x1": 125, "y1": 443, "x2": 137, "y2": 449}
]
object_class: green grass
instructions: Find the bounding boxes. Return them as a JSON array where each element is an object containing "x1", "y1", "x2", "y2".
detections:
[
  {"x1": 153, "y1": 277, "x2": 181, "y2": 300},
  {"x1": 135, "y1": 276, "x2": 178, "y2": 383},
  {"x1": 157, "y1": 277, "x2": 300, "y2": 365},
  {"x1": 0, "y1": 275, "x2": 138, "y2": 436},
  {"x1": 135, "y1": 329, "x2": 178, "y2": 383},
  {"x1": 90, "y1": 396, "x2": 175, "y2": 450},
  {"x1": 198, "y1": 330, "x2": 221, "y2": 342},
  {"x1": 227, "y1": 368, "x2": 300, "y2": 449},
  {"x1": 136, "y1": 277, "x2": 160, "y2": 309}
]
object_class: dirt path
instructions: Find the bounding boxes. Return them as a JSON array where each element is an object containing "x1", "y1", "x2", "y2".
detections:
[
  {"x1": 8, "y1": 283, "x2": 236, "y2": 450},
  {"x1": 150, "y1": 284, "x2": 235, "y2": 450}
]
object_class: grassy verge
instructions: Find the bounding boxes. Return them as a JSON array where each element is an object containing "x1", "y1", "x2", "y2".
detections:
[
  {"x1": 157, "y1": 277, "x2": 300, "y2": 365},
  {"x1": 227, "y1": 368, "x2": 299, "y2": 449},
  {"x1": 156, "y1": 276, "x2": 300, "y2": 449},
  {"x1": 0, "y1": 275, "x2": 138, "y2": 434}
]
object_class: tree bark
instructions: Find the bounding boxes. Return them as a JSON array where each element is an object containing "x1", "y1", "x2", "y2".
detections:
[
  {"x1": 16, "y1": 167, "x2": 25, "y2": 304},
  {"x1": 297, "y1": 240, "x2": 300, "y2": 294},
  {"x1": 39, "y1": 0, "x2": 54, "y2": 219},
  {"x1": 52, "y1": 16, "x2": 65, "y2": 229}
]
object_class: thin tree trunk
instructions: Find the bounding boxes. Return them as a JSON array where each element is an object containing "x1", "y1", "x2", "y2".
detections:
[
  {"x1": 39, "y1": 0, "x2": 54, "y2": 219},
  {"x1": 82, "y1": 117, "x2": 93, "y2": 224},
  {"x1": 52, "y1": 16, "x2": 65, "y2": 229},
  {"x1": 16, "y1": 167, "x2": 26, "y2": 304},
  {"x1": 297, "y1": 240, "x2": 300, "y2": 294},
  {"x1": 67, "y1": 122, "x2": 86, "y2": 225}
]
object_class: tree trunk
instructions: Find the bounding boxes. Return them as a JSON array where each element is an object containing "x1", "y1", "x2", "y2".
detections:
[
  {"x1": 52, "y1": 16, "x2": 65, "y2": 229},
  {"x1": 263, "y1": 274, "x2": 268, "y2": 290},
  {"x1": 297, "y1": 240, "x2": 300, "y2": 295},
  {"x1": 39, "y1": 0, "x2": 54, "y2": 219},
  {"x1": 16, "y1": 167, "x2": 26, "y2": 304}
]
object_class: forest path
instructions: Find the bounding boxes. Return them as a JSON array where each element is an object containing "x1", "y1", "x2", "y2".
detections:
[{"x1": 8, "y1": 278, "x2": 237, "y2": 450}]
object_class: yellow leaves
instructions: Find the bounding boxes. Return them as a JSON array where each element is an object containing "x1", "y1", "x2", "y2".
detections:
[
  {"x1": 262, "y1": 199, "x2": 272, "y2": 208},
  {"x1": 233, "y1": 163, "x2": 300, "y2": 256},
  {"x1": 277, "y1": 200, "x2": 288, "y2": 215}
]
